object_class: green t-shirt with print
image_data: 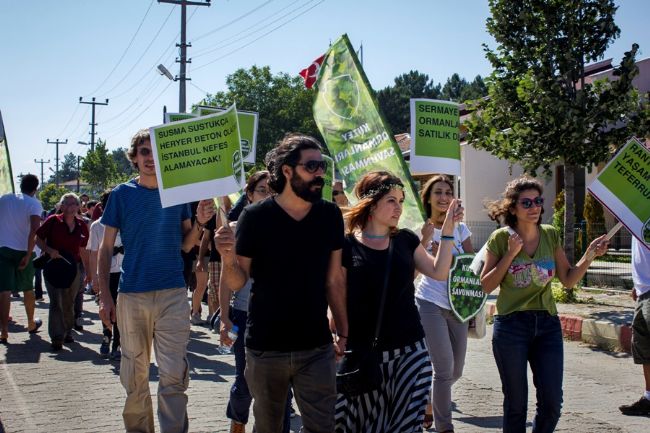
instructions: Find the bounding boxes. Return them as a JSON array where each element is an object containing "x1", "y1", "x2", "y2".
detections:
[{"x1": 486, "y1": 224, "x2": 560, "y2": 316}]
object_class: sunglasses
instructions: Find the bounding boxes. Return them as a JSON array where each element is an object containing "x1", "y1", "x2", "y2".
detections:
[
  {"x1": 296, "y1": 159, "x2": 328, "y2": 173},
  {"x1": 332, "y1": 190, "x2": 344, "y2": 196},
  {"x1": 138, "y1": 147, "x2": 152, "y2": 156},
  {"x1": 518, "y1": 196, "x2": 544, "y2": 209}
]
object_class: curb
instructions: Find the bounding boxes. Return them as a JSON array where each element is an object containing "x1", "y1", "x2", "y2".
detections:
[{"x1": 485, "y1": 302, "x2": 632, "y2": 353}]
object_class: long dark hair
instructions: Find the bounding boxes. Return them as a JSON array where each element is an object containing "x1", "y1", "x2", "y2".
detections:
[
  {"x1": 485, "y1": 177, "x2": 544, "y2": 228},
  {"x1": 264, "y1": 133, "x2": 322, "y2": 193},
  {"x1": 420, "y1": 174, "x2": 454, "y2": 220}
]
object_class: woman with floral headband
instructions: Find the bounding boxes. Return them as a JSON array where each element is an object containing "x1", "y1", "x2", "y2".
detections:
[{"x1": 334, "y1": 171, "x2": 464, "y2": 433}]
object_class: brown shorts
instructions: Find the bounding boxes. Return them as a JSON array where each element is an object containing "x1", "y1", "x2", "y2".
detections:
[{"x1": 632, "y1": 291, "x2": 650, "y2": 364}]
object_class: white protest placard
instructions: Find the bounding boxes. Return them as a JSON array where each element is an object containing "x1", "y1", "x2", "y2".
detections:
[
  {"x1": 149, "y1": 104, "x2": 245, "y2": 208},
  {"x1": 409, "y1": 99, "x2": 461, "y2": 175},
  {"x1": 587, "y1": 138, "x2": 650, "y2": 249}
]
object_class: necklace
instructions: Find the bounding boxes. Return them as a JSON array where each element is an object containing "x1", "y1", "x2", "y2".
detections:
[{"x1": 361, "y1": 231, "x2": 389, "y2": 239}]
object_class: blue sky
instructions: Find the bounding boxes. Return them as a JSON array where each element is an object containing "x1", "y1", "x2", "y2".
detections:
[{"x1": 1, "y1": 0, "x2": 649, "y2": 189}]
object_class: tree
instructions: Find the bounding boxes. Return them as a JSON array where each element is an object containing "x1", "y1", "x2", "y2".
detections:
[
  {"x1": 47, "y1": 152, "x2": 78, "y2": 184},
  {"x1": 38, "y1": 183, "x2": 69, "y2": 213},
  {"x1": 376, "y1": 70, "x2": 441, "y2": 134},
  {"x1": 111, "y1": 147, "x2": 135, "y2": 182},
  {"x1": 200, "y1": 66, "x2": 321, "y2": 162},
  {"x1": 81, "y1": 140, "x2": 118, "y2": 192},
  {"x1": 466, "y1": 0, "x2": 648, "y2": 264}
]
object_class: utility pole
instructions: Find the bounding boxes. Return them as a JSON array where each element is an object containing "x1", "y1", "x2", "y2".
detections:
[
  {"x1": 79, "y1": 97, "x2": 109, "y2": 151},
  {"x1": 159, "y1": 0, "x2": 211, "y2": 112},
  {"x1": 47, "y1": 138, "x2": 67, "y2": 186},
  {"x1": 34, "y1": 158, "x2": 50, "y2": 186},
  {"x1": 76, "y1": 155, "x2": 84, "y2": 193}
]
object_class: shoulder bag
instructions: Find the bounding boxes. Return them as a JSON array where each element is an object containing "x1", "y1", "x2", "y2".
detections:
[{"x1": 336, "y1": 238, "x2": 394, "y2": 396}]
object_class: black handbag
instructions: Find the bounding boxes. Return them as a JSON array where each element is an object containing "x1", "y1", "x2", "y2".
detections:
[{"x1": 336, "y1": 238, "x2": 394, "y2": 396}]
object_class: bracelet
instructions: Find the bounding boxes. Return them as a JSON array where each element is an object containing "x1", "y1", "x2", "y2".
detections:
[
  {"x1": 337, "y1": 334, "x2": 348, "y2": 339},
  {"x1": 440, "y1": 235, "x2": 455, "y2": 241}
]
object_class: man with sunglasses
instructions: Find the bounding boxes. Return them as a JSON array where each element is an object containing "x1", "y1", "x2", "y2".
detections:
[
  {"x1": 98, "y1": 129, "x2": 215, "y2": 433},
  {"x1": 216, "y1": 133, "x2": 348, "y2": 433}
]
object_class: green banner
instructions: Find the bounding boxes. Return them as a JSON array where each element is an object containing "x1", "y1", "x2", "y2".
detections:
[
  {"x1": 0, "y1": 111, "x2": 14, "y2": 194},
  {"x1": 197, "y1": 106, "x2": 258, "y2": 165},
  {"x1": 312, "y1": 34, "x2": 425, "y2": 229},
  {"x1": 588, "y1": 138, "x2": 650, "y2": 246},
  {"x1": 447, "y1": 254, "x2": 487, "y2": 322},
  {"x1": 322, "y1": 154, "x2": 334, "y2": 202},
  {"x1": 149, "y1": 105, "x2": 244, "y2": 208},
  {"x1": 409, "y1": 99, "x2": 461, "y2": 175}
]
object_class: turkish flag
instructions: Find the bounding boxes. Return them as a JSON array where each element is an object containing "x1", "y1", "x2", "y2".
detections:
[{"x1": 299, "y1": 54, "x2": 325, "y2": 89}]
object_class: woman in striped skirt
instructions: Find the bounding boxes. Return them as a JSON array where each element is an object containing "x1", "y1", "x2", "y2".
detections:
[{"x1": 335, "y1": 171, "x2": 464, "y2": 433}]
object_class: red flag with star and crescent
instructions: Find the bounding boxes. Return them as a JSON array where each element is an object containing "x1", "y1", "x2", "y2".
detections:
[{"x1": 299, "y1": 54, "x2": 325, "y2": 89}]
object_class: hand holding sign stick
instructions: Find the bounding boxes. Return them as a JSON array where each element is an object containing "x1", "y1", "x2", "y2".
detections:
[{"x1": 584, "y1": 221, "x2": 622, "y2": 261}]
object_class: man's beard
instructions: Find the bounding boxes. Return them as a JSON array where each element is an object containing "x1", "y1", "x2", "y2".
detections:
[{"x1": 290, "y1": 171, "x2": 324, "y2": 203}]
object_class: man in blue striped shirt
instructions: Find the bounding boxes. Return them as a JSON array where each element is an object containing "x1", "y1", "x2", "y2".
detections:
[{"x1": 98, "y1": 129, "x2": 214, "y2": 433}]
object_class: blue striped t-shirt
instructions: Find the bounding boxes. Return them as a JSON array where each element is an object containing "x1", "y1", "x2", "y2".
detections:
[{"x1": 101, "y1": 179, "x2": 191, "y2": 293}]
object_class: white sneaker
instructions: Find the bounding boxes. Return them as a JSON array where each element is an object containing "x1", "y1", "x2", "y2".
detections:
[{"x1": 190, "y1": 313, "x2": 204, "y2": 325}]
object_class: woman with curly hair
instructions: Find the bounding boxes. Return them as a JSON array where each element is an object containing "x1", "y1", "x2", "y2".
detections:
[
  {"x1": 335, "y1": 170, "x2": 463, "y2": 433},
  {"x1": 481, "y1": 177, "x2": 608, "y2": 433}
]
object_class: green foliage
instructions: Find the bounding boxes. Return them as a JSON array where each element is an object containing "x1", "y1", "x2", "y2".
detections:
[
  {"x1": 583, "y1": 192, "x2": 606, "y2": 242},
  {"x1": 199, "y1": 65, "x2": 321, "y2": 163},
  {"x1": 376, "y1": 70, "x2": 442, "y2": 133},
  {"x1": 466, "y1": 0, "x2": 649, "y2": 262},
  {"x1": 80, "y1": 140, "x2": 118, "y2": 193},
  {"x1": 38, "y1": 183, "x2": 69, "y2": 212},
  {"x1": 111, "y1": 147, "x2": 135, "y2": 178},
  {"x1": 48, "y1": 152, "x2": 78, "y2": 184},
  {"x1": 376, "y1": 71, "x2": 487, "y2": 134},
  {"x1": 551, "y1": 280, "x2": 578, "y2": 304},
  {"x1": 552, "y1": 190, "x2": 565, "y2": 239}
]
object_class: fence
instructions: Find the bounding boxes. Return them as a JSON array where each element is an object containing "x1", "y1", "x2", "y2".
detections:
[{"x1": 464, "y1": 221, "x2": 633, "y2": 290}]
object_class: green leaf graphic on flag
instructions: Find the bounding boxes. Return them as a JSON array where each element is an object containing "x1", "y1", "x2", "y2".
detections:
[{"x1": 312, "y1": 34, "x2": 425, "y2": 230}]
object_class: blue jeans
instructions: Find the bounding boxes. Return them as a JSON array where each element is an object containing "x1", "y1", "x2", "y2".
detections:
[
  {"x1": 227, "y1": 308, "x2": 292, "y2": 432},
  {"x1": 492, "y1": 311, "x2": 563, "y2": 433}
]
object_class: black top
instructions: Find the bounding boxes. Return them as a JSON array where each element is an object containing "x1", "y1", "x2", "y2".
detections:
[
  {"x1": 236, "y1": 197, "x2": 344, "y2": 351},
  {"x1": 343, "y1": 229, "x2": 424, "y2": 351}
]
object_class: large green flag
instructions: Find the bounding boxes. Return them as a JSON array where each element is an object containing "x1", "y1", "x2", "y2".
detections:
[
  {"x1": 312, "y1": 34, "x2": 425, "y2": 229},
  {"x1": 0, "y1": 110, "x2": 14, "y2": 194}
]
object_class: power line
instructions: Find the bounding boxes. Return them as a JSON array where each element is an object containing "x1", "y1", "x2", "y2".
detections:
[
  {"x1": 193, "y1": 0, "x2": 324, "y2": 71},
  {"x1": 192, "y1": 0, "x2": 276, "y2": 42},
  {"x1": 192, "y1": 0, "x2": 306, "y2": 58},
  {"x1": 79, "y1": 98, "x2": 109, "y2": 151},
  {"x1": 84, "y1": 0, "x2": 156, "y2": 97},
  {"x1": 98, "y1": 6, "x2": 177, "y2": 98}
]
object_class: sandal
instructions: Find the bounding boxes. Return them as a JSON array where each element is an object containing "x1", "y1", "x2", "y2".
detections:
[{"x1": 422, "y1": 413, "x2": 433, "y2": 429}]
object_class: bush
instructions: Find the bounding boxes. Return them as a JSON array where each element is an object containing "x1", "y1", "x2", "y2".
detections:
[
  {"x1": 551, "y1": 279, "x2": 578, "y2": 303},
  {"x1": 583, "y1": 192, "x2": 605, "y2": 242},
  {"x1": 38, "y1": 184, "x2": 69, "y2": 213},
  {"x1": 552, "y1": 190, "x2": 565, "y2": 241}
]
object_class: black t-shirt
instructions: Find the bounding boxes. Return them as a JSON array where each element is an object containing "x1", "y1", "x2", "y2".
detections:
[
  {"x1": 343, "y1": 229, "x2": 424, "y2": 351},
  {"x1": 236, "y1": 197, "x2": 344, "y2": 351}
]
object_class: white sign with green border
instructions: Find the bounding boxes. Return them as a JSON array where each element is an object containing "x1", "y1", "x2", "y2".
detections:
[
  {"x1": 149, "y1": 104, "x2": 245, "y2": 208},
  {"x1": 409, "y1": 99, "x2": 461, "y2": 175},
  {"x1": 164, "y1": 112, "x2": 197, "y2": 124},
  {"x1": 587, "y1": 138, "x2": 650, "y2": 249},
  {"x1": 196, "y1": 106, "x2": 258, "y2": 165}
]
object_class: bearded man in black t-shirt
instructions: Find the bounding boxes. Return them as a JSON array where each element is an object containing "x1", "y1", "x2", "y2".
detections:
[{"x1": 216, "y1": 133, "x2": 348, "y2": 433}]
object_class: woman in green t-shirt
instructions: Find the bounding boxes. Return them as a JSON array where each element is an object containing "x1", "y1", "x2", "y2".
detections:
[{"x1": 481, "y1": 177, "x2": 608, "y2": 433}]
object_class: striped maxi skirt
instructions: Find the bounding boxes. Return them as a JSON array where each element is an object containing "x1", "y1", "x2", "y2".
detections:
[{"x1": 334, "y1": 339, "x2": 432, "y2": 433}]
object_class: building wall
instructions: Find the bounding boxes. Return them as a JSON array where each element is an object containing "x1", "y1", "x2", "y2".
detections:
[{"x1": 459, "y1": 143, "x2": 557, "y2": 225}]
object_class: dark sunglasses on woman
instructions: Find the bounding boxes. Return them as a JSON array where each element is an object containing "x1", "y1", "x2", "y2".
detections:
[{"x1": 518, "y1": 196, "x2": 544, "y2": 209}]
